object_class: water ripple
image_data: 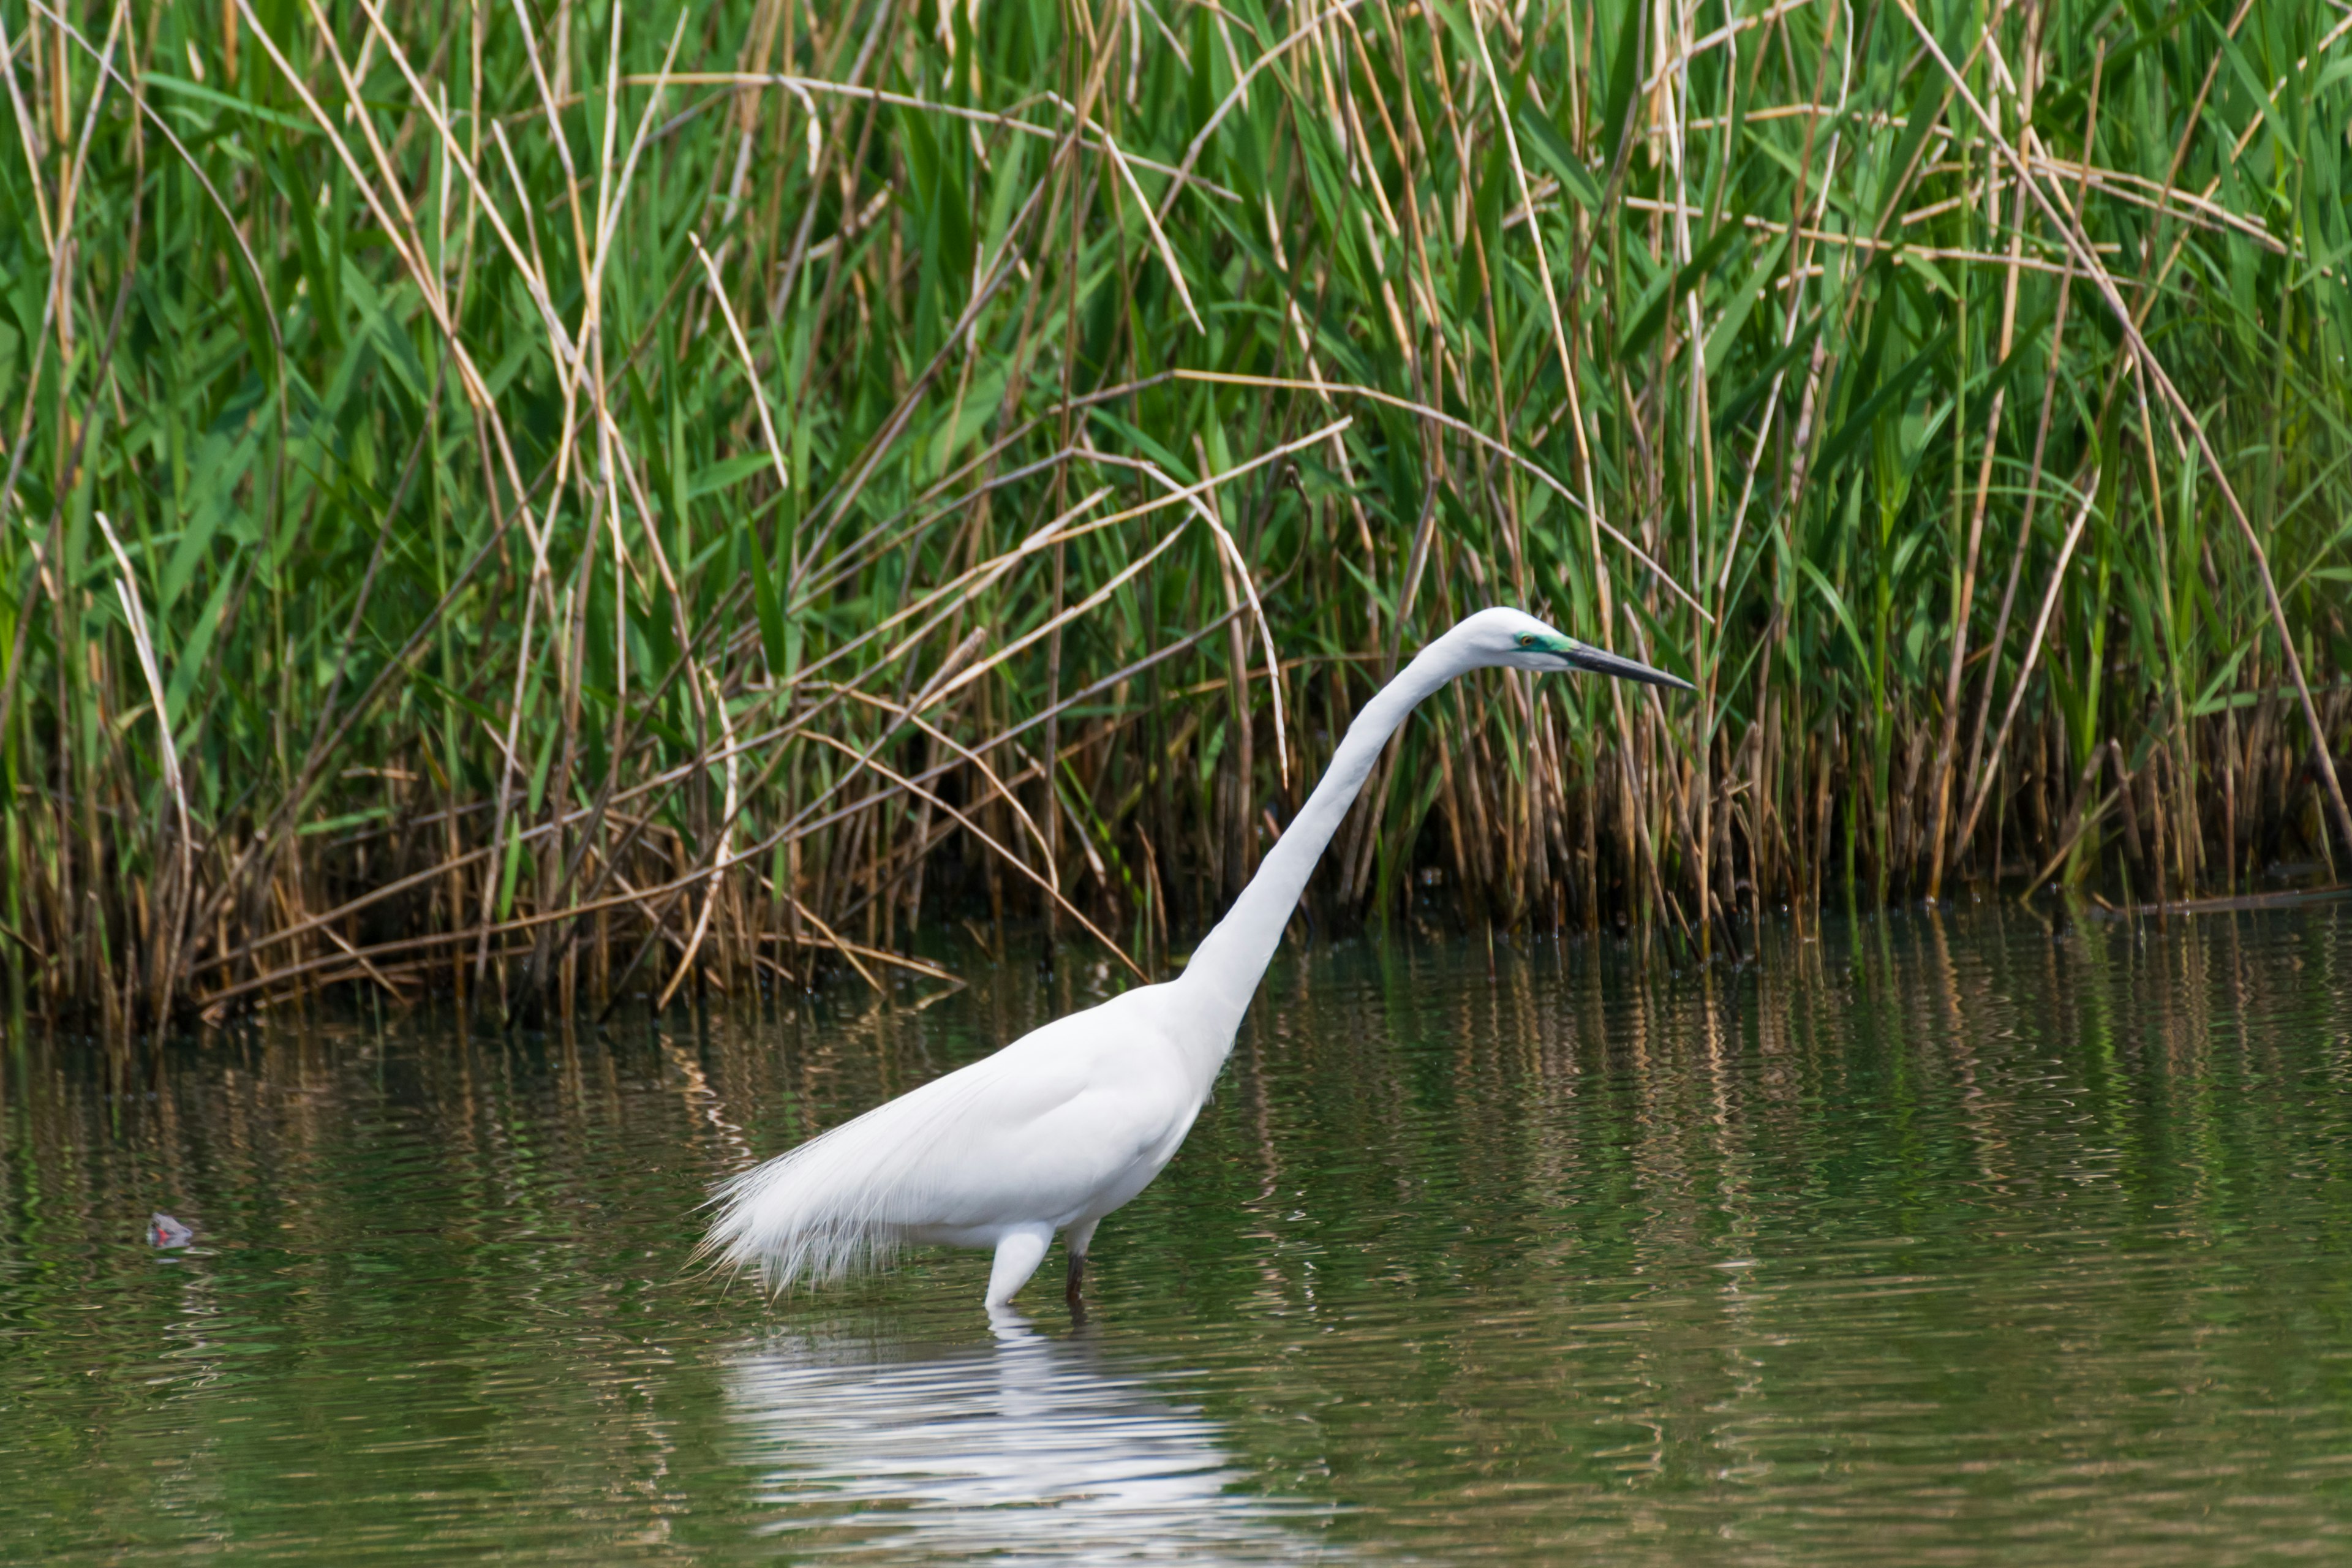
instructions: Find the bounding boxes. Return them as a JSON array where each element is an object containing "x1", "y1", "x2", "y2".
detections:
[{"x1": 1, "y1": 906, "x2": 2348, "y2": 1563}]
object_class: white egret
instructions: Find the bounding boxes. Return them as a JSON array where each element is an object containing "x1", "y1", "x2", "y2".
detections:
[{"x1": 704, "y1": 607, "x2": 1691, "y2": 1315}]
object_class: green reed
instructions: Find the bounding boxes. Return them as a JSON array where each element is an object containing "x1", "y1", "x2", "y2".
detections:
[{"x1": 2, "y1": 0, "x2": 2348, "y2": 1026}]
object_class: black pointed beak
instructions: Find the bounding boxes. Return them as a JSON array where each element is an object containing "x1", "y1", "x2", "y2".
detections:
[{"x1": 1561, "y1": 640, "x2": 1694, "y2": 692}]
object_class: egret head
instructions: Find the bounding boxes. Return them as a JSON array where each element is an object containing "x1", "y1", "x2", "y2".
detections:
[{"x1": 1455, "y1": 607, "x2": 1695, "y2": 689}]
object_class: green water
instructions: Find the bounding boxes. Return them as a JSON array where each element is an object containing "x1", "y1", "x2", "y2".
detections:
[{"x1": 6, "y1": 905, "x2": 2352, "y2": 1563}]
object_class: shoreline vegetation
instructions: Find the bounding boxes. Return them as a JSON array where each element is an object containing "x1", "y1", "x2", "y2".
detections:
[{"x1": 2, "y1": 0, "x2": 2348, "y2": 1029}]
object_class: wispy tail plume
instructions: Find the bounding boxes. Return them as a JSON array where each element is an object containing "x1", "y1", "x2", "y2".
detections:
[{"x1": 697, "y1": 1054, "x2": 1010, "y2": 1293}]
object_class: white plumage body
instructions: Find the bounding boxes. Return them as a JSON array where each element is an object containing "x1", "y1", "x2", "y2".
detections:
[
  {"x1": 706, "y1": 984, "x2": 1217, "y2": 1295},
  {"x1": 701, "y1": 609, "x2": 1689, "y2": 1314}
]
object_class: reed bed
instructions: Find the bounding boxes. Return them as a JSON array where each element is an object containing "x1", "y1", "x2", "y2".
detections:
[{"x1": 2, "y1": 0, "x2": 2348, "y2": 1028}]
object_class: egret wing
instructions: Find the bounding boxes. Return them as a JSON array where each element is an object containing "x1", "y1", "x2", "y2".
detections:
[{"x1": 701, "y1": 987, "x2": 1181, "y2": 1284}]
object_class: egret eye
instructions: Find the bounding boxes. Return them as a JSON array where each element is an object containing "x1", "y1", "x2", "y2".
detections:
[{"x1": 1517, "y1": 633, "x2": 1539, "y2": 647}]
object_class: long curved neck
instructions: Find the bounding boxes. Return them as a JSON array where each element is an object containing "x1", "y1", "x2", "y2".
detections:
[{"x1": 1170, "y1": 632, "x2": 1471, "y2": 1054}]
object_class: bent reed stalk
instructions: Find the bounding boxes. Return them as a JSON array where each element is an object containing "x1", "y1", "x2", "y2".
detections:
[{"x1": 2, "y1": 0, "x2": 2348, "y2": 1029}]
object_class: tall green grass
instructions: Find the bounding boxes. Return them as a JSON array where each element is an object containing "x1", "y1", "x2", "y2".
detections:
[{"x1": 3, "y1": 0, "x2": 2348, "y2": 1026}]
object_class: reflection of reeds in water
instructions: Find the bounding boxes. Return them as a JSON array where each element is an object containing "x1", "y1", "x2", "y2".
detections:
[
  {"x1": 3, "y1": 0, "x2": 2348, "y2": 1028},
  {"x1": 728, "y1": 1321, "x2": 1331, "y2": 1562},
  {"x1": 3, "y1": 908, "x2": 2349, "y2": 1558}
]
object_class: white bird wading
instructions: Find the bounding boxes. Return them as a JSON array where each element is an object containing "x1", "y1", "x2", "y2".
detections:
[{"x1": 702, "y1": 608, "x2": 1692, "y2": 1317}]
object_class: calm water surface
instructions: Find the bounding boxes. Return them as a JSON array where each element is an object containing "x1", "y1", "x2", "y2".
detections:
[{"x1": 6, "y1": 905, "x2": 2352, "y2": 1562}]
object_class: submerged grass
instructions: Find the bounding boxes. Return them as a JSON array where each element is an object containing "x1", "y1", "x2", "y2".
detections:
[{"x1": 2, "y1": 0, "x2": 2348, "y2": 1027}]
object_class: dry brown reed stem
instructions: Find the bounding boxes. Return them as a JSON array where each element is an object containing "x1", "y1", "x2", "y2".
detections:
[
  {"x1": 1154, "y1": 0, "x2": 1368, "y2": 227},
  {"x1": 800, "y1": 729, "x2": 1145, "y2": 981},
  {"x1": 519, "y1": 600, "x2": 1261, "y2": 1018},
  {"x1": 204, "y1": 0, "x2": 558, "y2": 899},
  {"x1": 1925, "y1": 47, "x2": 2035, "y2": 902},
  {"x1": 195, "y1": 592, "x2": 1205, "y2": 987},
  {"x1": 1961, "y1": 477, "x2": 2097, "y2": 847},
  {"x1": 657, "y1": 663, "x2": 743, "y2": 1010},
  {"x1": 567, "y1": 71, "x2": 1237, "y2": 196},
  {"x1": 1957, "y1": 36, "x2": 2097, "y2": 849},
  {"x1": 1174, "y1": 372, "x2": 1711, "y2": 624}
]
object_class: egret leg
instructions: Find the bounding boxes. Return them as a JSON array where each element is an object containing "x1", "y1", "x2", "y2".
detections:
[
  {"x1": 984, "y1": 1225, "x2": 1054, "y2": 1311},
  {"x1": 1064, "y1": 1218, "x2": 1101, "y2": 1317}
]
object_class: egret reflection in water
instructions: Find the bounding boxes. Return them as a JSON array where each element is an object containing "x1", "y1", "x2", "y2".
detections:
[{"x1": 725, "y1": 1316, "x2": 1333, "y2": 1563}]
